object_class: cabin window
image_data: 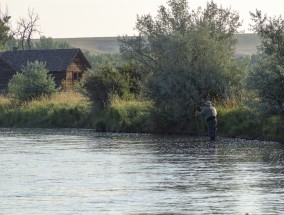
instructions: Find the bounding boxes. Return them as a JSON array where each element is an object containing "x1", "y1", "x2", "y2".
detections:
[{"x1": 73, "y1": 72, "x2": 82, "y2": 81}]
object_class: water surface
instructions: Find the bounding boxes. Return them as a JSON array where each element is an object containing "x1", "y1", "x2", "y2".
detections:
[{"x1": 0, "y1": 128, "x2": 283, "y2": 214}]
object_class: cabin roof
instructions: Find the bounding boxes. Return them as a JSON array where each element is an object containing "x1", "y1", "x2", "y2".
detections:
[{"x1": 0, "y1": 48, "x2": 91, "y2": 72}]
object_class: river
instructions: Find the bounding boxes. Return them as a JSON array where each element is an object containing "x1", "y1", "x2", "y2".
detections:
[{"x1": 0, "y1": 128, "x2": 283, "y2": 214}]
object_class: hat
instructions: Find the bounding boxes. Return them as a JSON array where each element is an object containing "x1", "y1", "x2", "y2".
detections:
[{"x1": 204, "y1": 101, "x2": 212, "y2": 106}]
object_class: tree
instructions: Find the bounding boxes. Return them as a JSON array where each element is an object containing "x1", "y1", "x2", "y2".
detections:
[
  {"x1": 0, "y1": 7, "x2": 11, "y2": 50},
  {"x1": 15, "y1": 9, "x2": 41, "y2": 50},
  {"x1": 8, "y1": 61, "x2": 56, "y2": 103},
  {"x1": 119, "y1": 0, "x2": 243, "y2": 131},
  {"x1": 248, "y1": 10, "x2": 284, "y2": 114}
]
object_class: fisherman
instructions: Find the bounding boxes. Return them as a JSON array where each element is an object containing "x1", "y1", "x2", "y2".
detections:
[{"x1": 195, "y1": 101, "x2": 217, "y2": 141}]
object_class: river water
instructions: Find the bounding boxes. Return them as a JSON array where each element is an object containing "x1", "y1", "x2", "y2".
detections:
[{"x1": 0, "y1": 128, "x2": 283, "y2": 215}]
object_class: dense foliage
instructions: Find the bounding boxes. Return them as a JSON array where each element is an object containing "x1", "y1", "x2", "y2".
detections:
[
  {"x1": 83, "y1": 60, "x2": 144, "y2": 110},
  {"x1": 8, "y1": 61, "x2": 56, "y2": 103},
  {"x1": 0, "y1": 92, "x2": 92, "y2": 128},
  {"x1": 0, "y1": 10, "x2": 11, "y2": 50},
  {"x1": 119, "y1": 0, "x2": 245, "y2": 131},
  {"x1": 248, "y1": 10, "x2": 284, "y2": 114}
]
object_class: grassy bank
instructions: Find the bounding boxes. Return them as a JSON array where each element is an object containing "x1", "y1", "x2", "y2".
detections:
[
  {"x1": 0, "y1": 92, "x2": 93, "y2": 128},
  {"x1": 0, "y1": 93, "x2": 282, "y2": 142},
  {"x1": 92, "y1": 99, "x2": 283, "y2": 142},
  {"x1": 93, "y1": 99, "x2": 154, "y2": 133},
  {"x1": 217, "y1": 105, "x2": 284, "y2": 143}
]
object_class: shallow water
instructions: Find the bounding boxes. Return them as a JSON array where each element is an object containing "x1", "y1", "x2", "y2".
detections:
[{"x1": 0, "y1": 128, "x2": 283, "y2": 215}]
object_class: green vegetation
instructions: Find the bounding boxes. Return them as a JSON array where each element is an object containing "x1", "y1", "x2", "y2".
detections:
[
  {"x1": 217, "y1": 105, "x2": 284, "y2": 142},
  {"x1": 247, "y1": 10, "x2": 284, "y2": 114},
  {"x1": 8, "y1": 61, "x2": 57, "y2": 104},
  {"x1": 0, "y1": 9, "x2": 11, "y2": 50},
  {"x1": 119, "y1": 0, "x2": 245, "y2": 132},
  {"x1": 0, "y1": 92, "x2": 92, "y2": 128},
  {"x1": 0, "y1": 0, "x2": 283, "y2": 143},
  {"x1": 0, "y1": 93, "x2": 282, "y2": 142},
  {"x1": 93, "y1": 99, "x2": 154, "y2": 133}
]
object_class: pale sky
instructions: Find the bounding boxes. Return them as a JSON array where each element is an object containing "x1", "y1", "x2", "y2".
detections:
[{"x1": 1, "y1": 0, "x2": 284, "y2": 38}]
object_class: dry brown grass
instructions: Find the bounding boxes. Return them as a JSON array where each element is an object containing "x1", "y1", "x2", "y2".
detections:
[
  {"x1": 27, "y1": 91, "x2": 91, "y2": 107},
  {"x1": 0, "y1": 94, "x2": 10, "y2": 106},
  {"x1": 0, "y1": 91, "x2": 91, "y2": 108}
]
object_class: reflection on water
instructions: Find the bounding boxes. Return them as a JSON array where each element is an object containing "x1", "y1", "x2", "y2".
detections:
[{"x1": 0, "y1": 128, "x2": 283, "y2": 214}]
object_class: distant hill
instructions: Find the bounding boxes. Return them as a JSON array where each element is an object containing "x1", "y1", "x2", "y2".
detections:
[
  {"x1": 53, "y1": 37, "x2": 120, "y2": 55},
  {"x1": 234, "y1": 34, "x2": 260, "y2": 56},
  {"x1": 53, "y1": 33, "x2": 261, "y2": 56}
]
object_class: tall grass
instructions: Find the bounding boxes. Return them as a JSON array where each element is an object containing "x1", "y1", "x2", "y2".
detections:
[
  {"x1": 93, "y1": 98, "x2": 154, "y2": 133},
  {"x1": 0, "y1": 92, "x2": 93, "y2": 128},
  {"x1": 217, "y1": 104, "x2": 284, "y2": 142},
  {"x1": 0, "y1": 92, "x2": 283, "y2": 142}
]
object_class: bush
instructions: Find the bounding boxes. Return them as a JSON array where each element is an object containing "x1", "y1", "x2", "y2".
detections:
[
  {"x1": 8, "y1": 61, "x2": 57, "y2": 104},
  {"x1": 93, "y1": 99, "x2": 154, "y2": 132},
  {"x1": 83, "y1": 62, "x2": 143, "y2": 110}
]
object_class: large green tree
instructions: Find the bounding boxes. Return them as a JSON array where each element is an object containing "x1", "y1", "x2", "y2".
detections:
[
  {"x1": 119, "y1": 0, "x2": 244, "y2": 131},
  {"x1": 248, "y1": 10, "x2": 284, "y2": 114},
  {"x1": 0, "y1": 9, "x2": 11, "y2": 50}
]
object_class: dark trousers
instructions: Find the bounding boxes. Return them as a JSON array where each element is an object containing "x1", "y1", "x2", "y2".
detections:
[{"x1": 207, "y1": 118, "x2": 217, "y2": 141}]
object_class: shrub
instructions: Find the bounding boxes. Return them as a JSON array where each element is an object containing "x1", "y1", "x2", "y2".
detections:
[
  {"x1": 8, "y1": 61, "x2": 56, "y2": 104},
  {"x1": 93, "y1": 99, "x2": 154, "y2": 132},
  {"x1": 83, "y1": 63, "x2": 142, "y2": 110}
]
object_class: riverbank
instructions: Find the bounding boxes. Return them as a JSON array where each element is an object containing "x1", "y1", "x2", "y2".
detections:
[
  {"x1": 0, "y1": 92, "x2": 283, "y2": 143},
  {"x1": 0, "y1": 92, "x2": 93, "y2": 128},
  {"x1": 96, "y1": 99, "x2": 284, "y2": 143}
]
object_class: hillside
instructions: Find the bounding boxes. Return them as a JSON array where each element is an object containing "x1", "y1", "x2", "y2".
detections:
[
  {"x1": 53, "y1": 37, "x2": 120, "y2": 55},
  {"x1": 54, "y1": 33, "x2": 261, "y2": 56},
  {"x1": 234, "y1": 34, "x2": 260, "y2": 56}
]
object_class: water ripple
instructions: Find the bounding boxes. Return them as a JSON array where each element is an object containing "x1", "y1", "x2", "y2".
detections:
[{"x1": 0, "y1": 128, "x2": 283, "y2": 214}]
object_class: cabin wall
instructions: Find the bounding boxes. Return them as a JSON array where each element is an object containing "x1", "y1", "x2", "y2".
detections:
[
  {"x1": 65, "y1": 55, "x2": 88, "y2": 90},
  {"x1": 0, "y1": 59, "x2": 16, "y2": 90},
  {"x1": 49, "y1": 71, "x2": 66, "y2": 88}
]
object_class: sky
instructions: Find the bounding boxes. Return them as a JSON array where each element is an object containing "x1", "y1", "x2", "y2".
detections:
[{"x1": 1, "y1": 0, "x2": 284, "y2": 38}]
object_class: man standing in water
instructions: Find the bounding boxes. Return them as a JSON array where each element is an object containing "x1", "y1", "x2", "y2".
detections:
[{"x1": 195, "y1": 101, "x2": 217, "y2": 141}]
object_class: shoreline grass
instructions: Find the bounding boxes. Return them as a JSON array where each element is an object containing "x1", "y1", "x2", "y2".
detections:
[
  {"x1": 0, "y1": 92, "x2": 93, "y2": 128},
  {"x1": 0, "y1": 93, "x2": 283, "y2": 143}
]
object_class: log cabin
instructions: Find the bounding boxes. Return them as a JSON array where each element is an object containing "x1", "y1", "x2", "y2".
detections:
[{"x1": 0, "y1": 48, "x2": 91, "y2": 91}]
